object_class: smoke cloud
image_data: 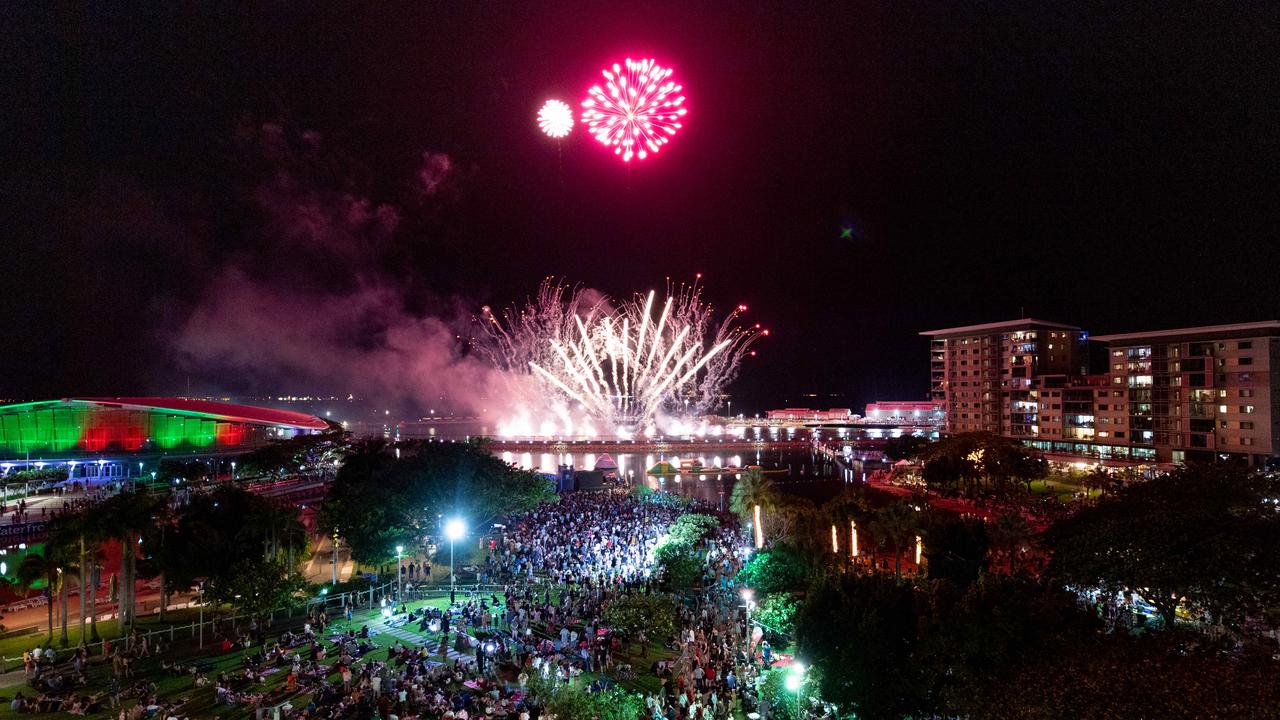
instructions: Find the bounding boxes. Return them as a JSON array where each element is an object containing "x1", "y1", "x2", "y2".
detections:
[{"x1": 171, "y1": 121, "x2": 501, "y2": 415}]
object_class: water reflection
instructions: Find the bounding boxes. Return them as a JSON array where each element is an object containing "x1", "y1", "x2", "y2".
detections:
[{"x1": 496, "y1": 447, "x2": 871, "y2": 507}]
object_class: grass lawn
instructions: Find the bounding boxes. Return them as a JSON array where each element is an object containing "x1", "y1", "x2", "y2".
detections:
[
  {"x1": 0, "y1": 591, "x2": 679, "y2": 719},
  {"x1": 1028, "y1": 478, "x2": 1098, "y2": 503},
  {"x1": 0, "y1": 608, "x2": 221, "y2": 663}
]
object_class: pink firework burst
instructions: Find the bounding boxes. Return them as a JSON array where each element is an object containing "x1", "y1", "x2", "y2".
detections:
[{"x1": 581, "y1": 58, "x2": 687, "y2": 162}]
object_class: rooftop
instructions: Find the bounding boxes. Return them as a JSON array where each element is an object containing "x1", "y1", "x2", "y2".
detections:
[
  {"x1": 920, "y1": 318, "x2": 1081, "y2": 337},
  {"x1": 69, "y1": 397, "x2": 330, "y2": 430},
  {"x1": 1092, "y1": 321, "x2": 1280, "y2": 343}
]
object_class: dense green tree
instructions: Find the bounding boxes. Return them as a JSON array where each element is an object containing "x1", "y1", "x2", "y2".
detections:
[
  {"x1": 602, "y1": 592, "x2": 675, "y2": 641},
  {"x1": 869, "y1": 501, "x2": 920, "y2": 576},
  {"x1": 218, "y1": 558, "x2": 305, "y2": 619},
  {"x1": 157, "y1": 486, "x2": 306, "y2": 617},
  {"x1": 728, "y1": 467, "x2": 778, "y2": 536},
  {"x1": 527, "y1": 676, "x2": 644, "y2": 720},
  {"x1": 736, "y1": 542, "x2": 813, "y2": 594},
  {"x1": 235, "y1": 430, "x2": 347, "y2": 481},
  {"x1": 754, "y1": 592, "x2": 798, "y2": 643},
  {"x1": 920, "y1": 432, "x2": 1046, "y2": 500},
  {"x1": 922, "y1": 515, "x2": 989, "y2": 585},
  {"x1": 318, "y1": 439, "x2": 555, "y2": 566},
  {"x1": 795, "y1": 573, "x2": 925, "y2": 720},
  {"x1": 798, "y1": 572, "x2": 1095, "y2": 720},
  {"x1": 883, "y1": 434, "x2": 931, "y2": 462},
  {"x1": 1045, "y1": 464, "x2": 1280, "y2": 628},
  {"x1": 987, "y1": 511, "x2": 1034, "y2": 574},
  {"x1": 964, "y1": 632, "x2": 1280, "y2": 720},
  {"x1": 666, "y1": 513, "x2": 719, "y2": 546},
  {"x1": 654, "y1": 540, "x2": 702, "y2": 588},
  {"x1": 96, "y1": 491, "x2": 161, "y2": 631},
  {"x1": 17, "y1": 549, "x2": 60, "y2": 643}
]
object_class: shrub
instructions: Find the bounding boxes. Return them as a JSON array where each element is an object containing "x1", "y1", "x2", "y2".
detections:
[
  {"x1": 737, "y1": 543, "x2": 813, "y2": 594},
  {"x1": 603, "y1": 593, "x2": 675, "y2": 639},
  {"x1": 755, "y1": 592, "x2": 798, "y2": 642}
]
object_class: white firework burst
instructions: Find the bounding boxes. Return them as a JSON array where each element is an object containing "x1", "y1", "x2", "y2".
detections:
[{"x1": 477, "y1": 279, "x2": 762, "y2": 434}]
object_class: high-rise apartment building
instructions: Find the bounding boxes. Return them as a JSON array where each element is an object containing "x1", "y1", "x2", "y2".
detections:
[
  {"x1": 923, "y1": 320, "x2": 1280, "y2": 467},
  {"x1": 922, "y1": 320, "x2": 1090, "y2": 435},
  {"x1": 1090, "y1": 322, "x2": 1280, "y2": 466}
]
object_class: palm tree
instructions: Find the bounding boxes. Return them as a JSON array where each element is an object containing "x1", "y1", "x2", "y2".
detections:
[
  {"x1": 97, "y1": 492, "x2": 159, "y2": 634},
  {"x1": 730, "y1": 468, "x2": 778, "y2": 544},
  {"x1": 49, "y1": 509, "x2": 103, "y2": 645},
  {"x1": 870, "y1": 502, "x2": 919, "y2": 576},
  {"x1": 16, "y1": 550, "x2": 57, "y2": 644},
  {"x1": 988, "y1": 512, "x2": 1034, "y2": 574}
]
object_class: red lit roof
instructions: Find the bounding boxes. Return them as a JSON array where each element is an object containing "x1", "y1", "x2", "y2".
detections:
[{"x1": 72, "y1": 397, "x2": 330, "y2": 431}]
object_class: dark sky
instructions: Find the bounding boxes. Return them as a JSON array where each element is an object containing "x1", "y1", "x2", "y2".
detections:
[{"x1": 3, "y1": 2, "x2": 1279, "y2": 414}]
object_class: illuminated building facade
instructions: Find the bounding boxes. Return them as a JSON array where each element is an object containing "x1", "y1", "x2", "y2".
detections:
[
  {"x1": 924, "y1": 320, "x2": 1280, "y2": 467},
  {"x1": 923, "y1": 319, "x2": 1090, "y2": 436},
  {"x1": 0, "y1": 397, "x2": 329, "y2": 478}
]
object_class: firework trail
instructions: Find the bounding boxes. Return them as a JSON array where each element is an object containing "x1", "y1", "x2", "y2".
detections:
[{"x1": 477, "y1": 279, "x2": 763, "y2": 436}]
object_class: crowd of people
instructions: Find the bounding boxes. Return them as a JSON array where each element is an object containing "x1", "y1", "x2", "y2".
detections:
[{"x1": 6, "y1": 489, "x2": 792, "y2": 720}]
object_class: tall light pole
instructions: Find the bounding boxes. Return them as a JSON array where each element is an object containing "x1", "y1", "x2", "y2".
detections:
[
  {"x1": 230, "y1": 461, "x2": 236, "y2": 481},
  {"x1": 740, "y1": 588, "x2": 754, "y2": 658},
  {"x1": 331, "y1": 530, "x2": 339, "y2": 586},
  {"x1": 195, "y1": 578, "x2": 207, "y2": 649},
  {"x1": 444, "y1": 518, "x2": 466, "y2": 594},
  {"x1": 395, "y1": 545, "x2": 404, "y2": 601}
]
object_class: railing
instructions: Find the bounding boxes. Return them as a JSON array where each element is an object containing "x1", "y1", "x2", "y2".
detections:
[{"x1": 0, "y1": 580, "x2": 398, "y2": 674}]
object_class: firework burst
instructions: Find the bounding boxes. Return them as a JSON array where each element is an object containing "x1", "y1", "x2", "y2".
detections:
[
  {"x1": 581, "y1": 58, "x2": 687, "y2": 162},
  {"x1": 537, "y1": 99, "x2": 574, "y2": 138},
  {"x1": 477, "y1": 279, "x2": 762, "y2": 435}
]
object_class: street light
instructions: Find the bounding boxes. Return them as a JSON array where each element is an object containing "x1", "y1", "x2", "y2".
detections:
[
  {"x1": 395, "y1": 544, "x2": 405, "y2": 600},
  {"x1": 786, "y1": 662, "x2": 806, "y2": 719},
  {"x1": 195, "y1": 577, "x2": 207, "y2": 649},
  {"x1": 331, "y1": 530, "x2": 340, "y2": 586},
  {"x1": 740, "y1": 588, "x2": 755, "y2": 657},
  {"x1": 444, "y1": 518, "x2": 466, "y2": 593}
]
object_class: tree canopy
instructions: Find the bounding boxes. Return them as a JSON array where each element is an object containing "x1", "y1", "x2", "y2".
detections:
[
  {"x1": 1045, "y1": 463, "x2": 1280, "y2": 628},
  {"x1": 148, "y1": 485, "x2": 307, "y2": 616},
  {"x1": 920, "y1": 432, "x2": 1047, "y2": 500},
  {"x1": 737, "y1": 542, "x2": 814, "y2": 594},
  {"x1": 318, "y1": 439, "x2": 556, "y2": 565}
]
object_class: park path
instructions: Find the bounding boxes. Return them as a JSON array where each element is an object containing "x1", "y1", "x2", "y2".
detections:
[{"x1": 367, "y1": 614, "x2": 481, "y2": 665}]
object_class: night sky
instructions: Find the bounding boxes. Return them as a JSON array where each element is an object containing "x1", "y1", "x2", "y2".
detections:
[{"x1": 4, "y1": 2, "x2": 1279, "y2": 415}]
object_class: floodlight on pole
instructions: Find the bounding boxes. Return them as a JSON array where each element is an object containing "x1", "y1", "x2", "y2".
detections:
[
  {"x1": 395, "y1": 545, "x2": 405, "y2": 600},
  {"x1": 444, "y1": 518, "x2": 466, "y2": 593},
  {"x1": 786, "y1": 662, "x2": 806, "y2": 718},
  {"x1": 753, "y1": 504, "x2": 763, "y2": 549}
]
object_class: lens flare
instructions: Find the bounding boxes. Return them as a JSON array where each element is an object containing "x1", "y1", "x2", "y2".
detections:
[
  {"x1": 537, "y1": 99, "x2": 574, "y2": 139},
  {"x1": 581, "y1": 57, "x2": 686, "y2": 162},
  {"x1": 477, "y1": 278, "x2": 761, "y2": 435}
]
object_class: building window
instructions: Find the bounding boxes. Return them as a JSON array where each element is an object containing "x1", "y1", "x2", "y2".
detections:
[
  {"x1": 1241, "y1": 405, "x2": 1255, "y2": 414},
  {"x1": 1238, "y1": 341, "x2": 1252, "y2": 350},
  {"x1": 1241, "y1": 421, "x2": 1255, "y2": 430},
  {"x1": 1241, "y1": 388, "x2": 1254, "y2": 398},
  {"x1": 1218, "y1": 405, "x2": 1229, "y2": 413},
  {"x1": 1242, "y1": 437, "x2": 1255, "y2": 446},
  {"x1": 1239, "y1": 356, "x2": 1253, "y2": 366},
  {"x1": 1114, "y1": 431, "x2": 1124, "y2": 438}
]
